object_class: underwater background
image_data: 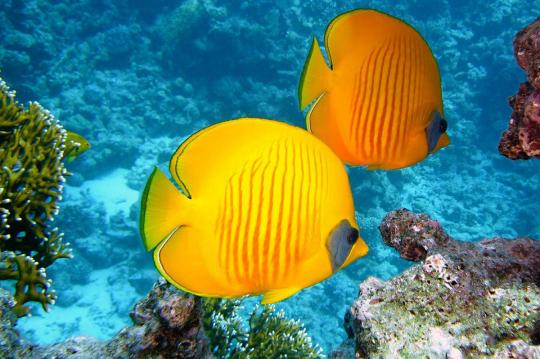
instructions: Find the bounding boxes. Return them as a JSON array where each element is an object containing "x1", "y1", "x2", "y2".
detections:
[{"x1": 1, "y1": 0, "x2": 539, "y2": 354}]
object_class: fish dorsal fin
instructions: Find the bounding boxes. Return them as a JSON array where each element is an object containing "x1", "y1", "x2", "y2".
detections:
[
  {"x1": 324, "y1": 9, "x2": 428, "y2": 71},
  {"x1": 261, "y1": 287, "x2": 300, "y2": 304},
  {"x1": 169, "y1": 119, "x2": 267, "y2": 198},
  {"x1": 168, "y1": 123, "x2": 218, "y2": 198},
  {"x1": 169, "y1": 119, "x2": 315, "y2": 199}
]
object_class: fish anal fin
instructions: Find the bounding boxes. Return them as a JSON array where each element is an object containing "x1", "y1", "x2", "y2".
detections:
[
  {"x1": 298, "y1": 37, "x2": 332, "y2": 110},
  {"x1": 366, "y1": 163, "x2": 405, "y2": 170},
  {"x1": 261, "y1": 288, "x2": 300, "y2": 304},
  {"x1": 366, "y1": 164, "x2": 383, "y2": 170},
  {"x1": 155, "y1": 226, "x2": 232, "y2": 298},
  {"x1": 306, "y1": 94, "x2": 356, "y2": 164}
]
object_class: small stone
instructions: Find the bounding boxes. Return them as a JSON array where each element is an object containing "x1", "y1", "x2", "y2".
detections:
[{"x1": 447, "y1": 347, "x2": 463, "y2": 359}]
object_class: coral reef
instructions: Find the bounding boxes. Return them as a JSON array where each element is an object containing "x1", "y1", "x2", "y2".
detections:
[
  {"x1": 499, "y1": 17, "x2": 540, "y2": 159},
  {"x1": 1, "y1": 279, "x2": 212, "y2": 358},
  {"x1": 155, "y1": 0, "x2": 207, "y2": 50},
  {"x1": 0, "y1": 77, "x2": 72, "y2": 317},
  {"x1": 333, "y1": 209, "x2": 540, "y2": 358},
  {"x1": 0, "y1": 288, "x2": 28, "y2": 355},
  {"x1": 202, "y1": 298, "x2": 323, "y2": 358},
  {"x1": 0, "y1": 278, "x2": 322, "y2": 358}
]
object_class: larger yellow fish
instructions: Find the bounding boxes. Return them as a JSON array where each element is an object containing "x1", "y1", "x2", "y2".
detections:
[
  {"x1": 140, "y1": 118, "x2": 368, "y2": 304},
  {"x1": 299, "y1": 9, "x2": 450, "y2": 170}
]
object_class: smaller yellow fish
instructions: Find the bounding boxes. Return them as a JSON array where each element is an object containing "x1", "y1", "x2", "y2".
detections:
[
  {"x1": 140, "y1": 118, "x2": 369, "y2": 304},
  {"x1": 298, "y1": 9, "x2": 450, "y2": 170},
  {"x1": 64, "y1": 131, "x2": 90, "y2": 162}
]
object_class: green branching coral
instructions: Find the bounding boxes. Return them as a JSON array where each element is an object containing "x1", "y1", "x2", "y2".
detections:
[
  {"x1": 202, "y1": 298, "x2": 323, "y2": 358},
  {"x1": 0, "y1": 76, "x2": 72, "y2": 317}
]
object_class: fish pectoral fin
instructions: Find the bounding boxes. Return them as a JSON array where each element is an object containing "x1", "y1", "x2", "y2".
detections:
[{"x1": 261, "y1": 288, "x2": 300, "y2": 304}]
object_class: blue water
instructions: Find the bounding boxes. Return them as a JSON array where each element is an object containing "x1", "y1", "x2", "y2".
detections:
[{"x1": 2, "y1": 0, "x2": 539, "y2": 355}]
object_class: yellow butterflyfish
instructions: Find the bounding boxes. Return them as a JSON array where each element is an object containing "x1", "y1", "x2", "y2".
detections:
[
  {"x1": 299, "y1": 9, "x2": 450, "y2": 170},
  {"x1": 140, "y1": 118, "x2": 368, "y2": 304}
]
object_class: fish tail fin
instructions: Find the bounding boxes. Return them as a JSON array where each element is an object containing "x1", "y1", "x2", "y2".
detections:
[
  {"x1": 140, "y1": 167, "x2": 190, "y2": 251},
  {"x1": 298, "y1": 37, "x2": 332, "y2": 110}
]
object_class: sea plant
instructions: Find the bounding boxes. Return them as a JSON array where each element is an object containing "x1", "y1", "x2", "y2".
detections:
[
  {"x1": 0, "y1": 76, "x2": 73, "y2": 317},
  {"x1": 202, "y1": 298, "x2": 323, "y2": 358}
]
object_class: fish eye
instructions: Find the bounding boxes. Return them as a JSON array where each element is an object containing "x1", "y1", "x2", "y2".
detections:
[
  {"x1": 439, "y1": 118, "x2": 447, "y2": 133},
  {"x1": 347, "y1": 228, "x2": 359, "y2": 245}
]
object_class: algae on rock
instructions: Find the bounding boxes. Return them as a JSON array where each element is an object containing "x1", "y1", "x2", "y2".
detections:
[
  {"x1": 0, "y1": 76, "x2": 71, "y2": 317},
  {"x1": 333, "y1": 209, "x2": 540, "y2": 358}
]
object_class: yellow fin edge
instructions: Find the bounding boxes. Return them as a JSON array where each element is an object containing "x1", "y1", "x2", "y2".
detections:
[{"x1": 305, "y1": 91, "x2": 326, "y2": 134}]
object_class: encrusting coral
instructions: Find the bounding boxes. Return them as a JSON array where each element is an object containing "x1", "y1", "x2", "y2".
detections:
[
  {"x1": 499, "y1": 17, "x2": 540, "y2": 159},
  {"x1": 332, "y1": 209, "x2": 540, "y2": 358},
  {"x1": 0, "y1": 76, "x2": 73, "y2": 317}
]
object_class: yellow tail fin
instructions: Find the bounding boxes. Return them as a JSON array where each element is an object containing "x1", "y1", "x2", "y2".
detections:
[
  {"x1": 140, "y1": 167, "x2": 190, "y2": 251},
  {"x1": 298, "y1": 37, "x2": 333, "y2": 110}
]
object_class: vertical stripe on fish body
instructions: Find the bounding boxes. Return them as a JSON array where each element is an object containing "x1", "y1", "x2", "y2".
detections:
[
  {"x1": 140, "y1": 118, "x2": 368, "y2": 304},
  {"x1": 299, "y1": 9, "x2": 450, "y2": 170}
]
